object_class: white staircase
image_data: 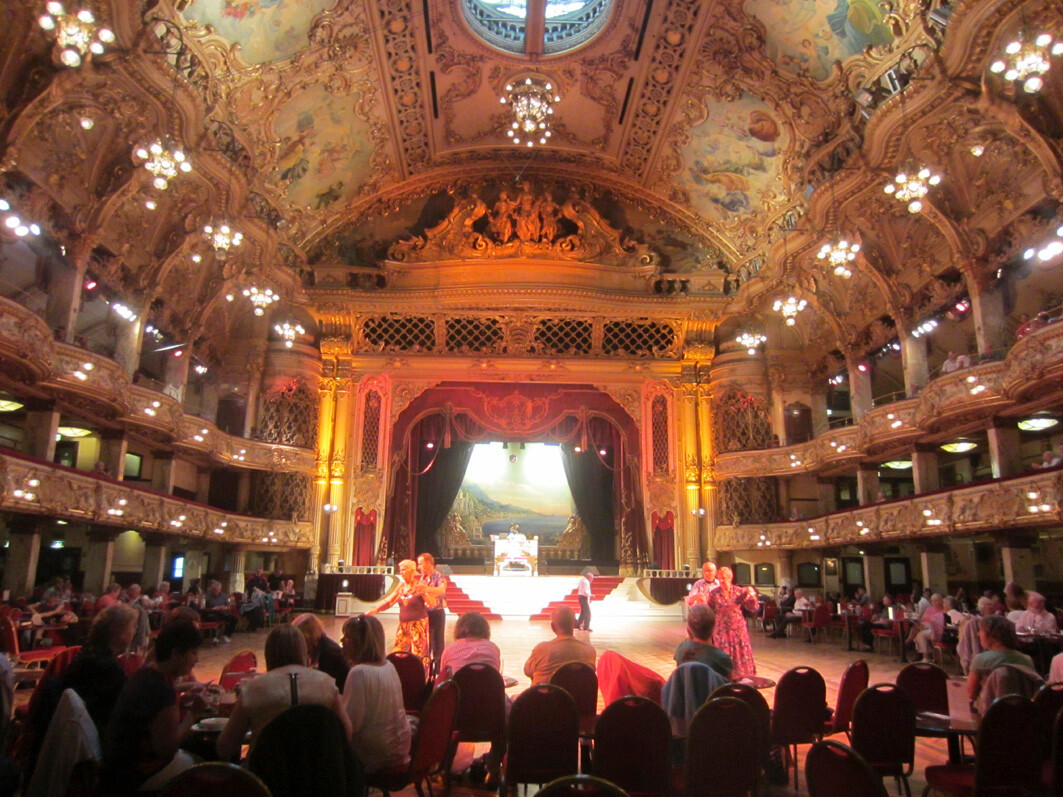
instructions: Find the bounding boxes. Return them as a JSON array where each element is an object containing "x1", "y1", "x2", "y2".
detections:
[{"x1": 448, "y1": 576, "x2": 684, "y2": 620}]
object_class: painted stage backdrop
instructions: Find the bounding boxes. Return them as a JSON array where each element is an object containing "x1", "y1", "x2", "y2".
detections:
[{"x1": 443, "y1": 442, "x2": 577, "y2": 548}]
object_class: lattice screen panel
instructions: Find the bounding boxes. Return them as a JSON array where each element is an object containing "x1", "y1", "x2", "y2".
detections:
[
  {"x1": 651, "y1": 395, "x2": 669, "y2": 473},
  {"x1": 360, "y1": 390, "x2": 381, "y2": 470},
  {"x1": 719, "y1": 477, "x2": 778, "y2": 525},
  {"x1": 445, "y1": 317, "x2": 504, "y2": 353},
  {"x1": 712, "y1": 385, "x2": 773, "y2": 453},
  {"x1": 362, "y1": 315, "x2": 435, "y2": 352},
  {"x1": 533, "y1": 318, "x2": 592, "y2": 355},
  {"x1": 602, "y1": 321, "x2": 676, "y2": 356},
  {"x1": 259, "y1": 379, "x2": 319, "y2": 448},
  {"x1": 251, "y1": 471, "x2": 312, "y2": 522}
]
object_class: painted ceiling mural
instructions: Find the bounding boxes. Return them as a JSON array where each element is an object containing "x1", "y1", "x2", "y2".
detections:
[{"x1": 180, "y1": 0, "x2": 335, "y2": 65}]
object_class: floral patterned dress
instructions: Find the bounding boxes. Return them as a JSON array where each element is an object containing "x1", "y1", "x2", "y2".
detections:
[{"x1": 706, "y1": 585, "x2": 759, "y2": 679}]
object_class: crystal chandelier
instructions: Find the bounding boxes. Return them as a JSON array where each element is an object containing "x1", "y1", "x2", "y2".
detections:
[
  {"x1": 134, "y1": 139, "x2": 191, "y2": 191},
  {"x1": 0, "y1": 198, "x2": 41, "y2": 239},
  {"x1": 773, "y1": 295, "x2": 807, "y2": 326},
  {"x1": 735, "y1": 331, "x2": 767, "y2": 355},
  {"x1": 990, "y1": 30, "x2": 1063, "y2": 94},
  {"x1": 500, "y1": 76, "x2": 560, "y2": 147},
  {"x1": 37, "y1": 2, "x2": 115, "y2": 68},
  {"x1": 274, "y1": 321, "x2": 305, "y2": 348},
  {"x1": 232, "y1": 286, "x2": 278, "y2": 316},
  {"x1": 817, "y1": 238, "x2": 860, "y2": 278},
  {"x1": 203, "y1": 222, "x2": 243, "y2": 259},
  {"x1": 883, "y1": 165, "x2": 941, "y2": 213}
]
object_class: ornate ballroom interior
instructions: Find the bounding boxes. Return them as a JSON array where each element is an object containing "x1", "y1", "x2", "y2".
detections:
[{"x1": 0, "y1": 0, "x2": 1062, "y2": 600}]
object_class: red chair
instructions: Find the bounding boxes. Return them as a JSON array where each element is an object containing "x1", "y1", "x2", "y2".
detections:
[
  {"x1": 551, "y1": 660, "x2": 599, "y2": 721},
  {"x1": 449, "y1": 664, "x2": 507, "y2": 787},
  {"x1": 895, "y1": 660, "x2": 948, "y2": 715},
  {"x1": 538, "y1": 774, "x2": 631, "y2": 796},
  {"x1": 870, "y1": 623, "x2": 901, "y2": 657},
  {"x1": 387, "y1": 650, "x2": 429, "y2": 715},
  {"x1": 683, "y1": 696, "x2": 759, "y2": 797},
  {"x1": 504, "y1": 683, "x2": 580, "y2": 793},
  {"x1": 118, "y1": 652, "x2": 144, "y2": 676},
  {"x1": 366, "y1": 679, "x2": 460, "y2": 797},
  {"x1": 11, "y1": 644, "x2": 82, "y2": 776},
  {"x1": 1049, "y1": 699, "x2": 1063, "y2": 795},
  {"x1": 0, "y1": 617, "x2": 67, "y2": 666},
  {"x1": 850, "y1": 682, "x2": 916, "y2": 797},
  {"x1": 593, "y1": 695, "x2": 670, "y2": 796},
  {"x1": 924, "y1": 694, "x2": 1041, "y2": 796},
  {"x1": 802, "y1": 603, "x2": 831, "y2": 643},
  {"x1": 762, "y1": 602, "x2": 779, "y2": 635},
  {"x1": 710, "y1": 681, "x2": 771, "y2": 773},
  {"x1": 1035, "y1": 682, "x2": 1063, "y2": 763},
  {"x1": 805, "y1": 740, "x2": 888, "y2": 797},
  {"x1": 159, "y1": 762, "x2": 271, "y2": 797},
  {"x1": 771, "y1": 666, "x2": 827, "y2": 790},
  {"x1": 824, "y1": 659, "x2": 869, "y2": 738},
  {"x1": 220, "y1": 648, "x2": 258, "y2": 691}
]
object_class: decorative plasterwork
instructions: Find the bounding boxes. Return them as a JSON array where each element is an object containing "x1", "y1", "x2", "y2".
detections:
[{"x1": 715, "y1": 468, "x2": 1063, "y2": 551}]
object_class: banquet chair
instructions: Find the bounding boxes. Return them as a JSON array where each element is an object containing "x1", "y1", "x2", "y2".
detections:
[
  {"x1": 870, "y1": 622, "x2": 901, "y2": 657},
  {"x1": 1035, "y1": 683, "x2": 1063, "y2": 763},
  {"x1": 592, "y1": 695, "x2": 670, "y2": 796},
  {"x1": 683, "y1": 696, "x2": 759, "y2": 797},
  {"x1": 552, "y1": 661, "x2": 600, "y2": 719},
  {"x1": 823, "y1": 659, "x2": 869, "y2": 739},
  {"x1": 850, "y1": 682, "x2": 916, "y2": 797},
  {"x1": 449, "y1": 663, "x2": 507, "y2": 788},
  {"x1": 12, "y1": 644, "x2": 82, "y2": 779},
  {"x1": 922, "y1": 694, "x2": 1040, "y2": 797},
  {"x1": 770, "y1": 665, "x2": 827, "y2": 790},
  {"x1": 805, "y1": 740, "x2": 888, "y2": 797},
  {"x1": 710, "y1": 681, "x2": 771, "y2": 781},
  {"x1": 117, "y1": 651, "x2": 143, "y2": 676},
  {"x1": 802, "y1": 603, "x2": 831, "y2": 643},
  {"x1": 761, "y1": 602, "x2": 779, "y2": 635},
  {"x1": 388, "y1": 650, "x2": 430, "y2": 715},
  {"x1": 219, "y1": 648, "x2": 257, "y2": 687},
  {"x1": 248, "y1": 703, "x2": 364, "y2": 797},
  {"x1": 1049, "y1": 701, "x2": 1063, "y2": 795},
  {"x1": 0, "y1": 617, "x2": 66, "y2": 667},
  {"x1": 366, "y1": 680, "x2": 459, "y2": 797},
  {"x1": 538, "y1": 774, "x2": 631, "y2": 796},
  {"x1": 504, "y1": 683, "x2": 579, "y2": 793},
  {"x1": 159, "y1": 762, "x2": 270, "y2": 797},
  {"x1": 896, "y1": 661, "x2": 948, "y2": 715}
]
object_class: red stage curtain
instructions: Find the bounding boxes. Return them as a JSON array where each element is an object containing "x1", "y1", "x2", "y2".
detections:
[
  {"x1": 353, "y1": 508, "x2": 377, "y2": 566},
  {"x1": 651, "y1": 511, "x2": 675, "y2": 570}
]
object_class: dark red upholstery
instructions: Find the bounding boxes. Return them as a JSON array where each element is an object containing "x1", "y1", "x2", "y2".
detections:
[
  {"x1": 850, "y1": 683, "x2": 916, "y2": 797},
  {"x1": 805, "y1": 740, "x2": 889, "y2": 797},
  {"x1": 896, "y1": 661, "x2": 948, "y2": 715},
  {"x1": 684, "y1": 696, "x2": 759, "y2": 797},
  {"x1": 1034, "y1": 682, "x2": 1063, "y2": 762},
  {"x1": 551, "y1": 661, "x2": 599, "y2": 718},
  {"x1": 159, "y1": 762, "x2": 270, "y2": 797},
  {"x1": 504, "y1": 683, "x2": 579, "y2": 792},
  {"x1": 593, "y1": 695, "x2": 670, "y2": 796},
  {"x1": 387, "y1": 650, "x2": 428, "y2": 714},
  {"x1": 538, "y1": 774, "x2": 631, "y2": 796},
  {"x1": 771, "y1": 666, "x2": 827, "y2": 790},
  {"x1": 710, "y1": 681, "x2": 771, "y2": 769},
  {"x1": 824, "y1": 659, "x2": 869, "y2": 737}
]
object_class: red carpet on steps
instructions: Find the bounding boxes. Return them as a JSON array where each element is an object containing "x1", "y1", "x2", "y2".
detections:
[
  {"x1": 444, "y1": 581, "x2": 502, "y2": 621},
  {"x1": 529, "y1": 576, "x2": 625, "y2": 620}
]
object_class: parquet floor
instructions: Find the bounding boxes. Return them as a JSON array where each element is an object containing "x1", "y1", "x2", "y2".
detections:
[{"x1": 194, "y1": 611, "x2": 955, "y2": 796}]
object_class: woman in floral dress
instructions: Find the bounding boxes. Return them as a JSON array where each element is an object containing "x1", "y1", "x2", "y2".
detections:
[
  {"x1": 705, "y1": 566, "x2": 759, "y2": 679},
  {"x1": 366, "y1": 559, "x2": 433, "y2": 668}
]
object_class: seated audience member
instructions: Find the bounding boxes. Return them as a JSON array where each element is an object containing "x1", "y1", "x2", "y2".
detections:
[
  {"x1": 95, "y1": 582, "x2": 122, "y2": 614},
  {"x1": 436, "y1": 611, "x2": 502, "y2": 683},
  {"x1": 912, "y1": 594, "x2": 946, "y2": 661},
  {"x1": 1014, "y1": 592, "x2": 1058, "y2": 634},
  {"x1": 201, "y1": 580, "x2": 237, "y2": 641},
  {"x1": 152, "y1": 581, "x2": 172, "y2": 608},
  {"x1": 853, "y1": 587, "x2": 872, "y2": 607},
  {"x1": 943, "y1": 596, "x2": 968, "y2": 626},
  {"x1": 769, "y1": 588, "x2": 811, "y2": 638},
  {"x1": 1034, "y1": 449, "x2": 1063, "y2": 469},
  {"x1": 100, "y1": 619, "x2": 209, "y2": 792},
  {"x1": 293, "y1": 612, "x2": 350, "y2": 693},
  {"x1": 915, "y1": 588, "x2": 932, "y2": 618},
  {"x1": 1004, "y1": 581, "x2": 1028, "y2": 623},
  {"x1": 341, "y1": 614, "x2": 411, "y2": 774},
  {"x1": 278, "y1": 579, "x2": 297, "y2": 608},
  {"x1": 1016, "y1": 312, "x2": 1043, "y2": 339},
  {"x1": 241, "y1": 587, "x2": 268, "y2": 631},
  {"x1": 217, "y1": 625, "x2": 351, "y2": 760},
  {"x1": 967, "y1": 615, "x2": 1035, "y2": 709},
  {"x1": 953, "y1": 588, "x2": 972, "y2": 614},
  {"x1": 940, "y1": 351, "x2": 971, "y2": 373},
  {"x1": 523, "y1": 606, "x2": 596, "y2": 685},
  {"x1": 673, "y1": 605, "x2": 733, "y2": 680},
  {"x1": 1050, "y1": 651, "x2": 1063, "y2": 685},
  {"x1": 857, "y1": 595, "x2": 895, "y2": 651},
  {"x1": 245, "y1": 568, "x2": 269, "y2": 594}
]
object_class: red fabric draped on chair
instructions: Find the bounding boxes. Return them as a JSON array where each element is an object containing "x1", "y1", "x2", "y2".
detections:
[{"x1": 591, "y1": 650, "x2": 665, "y2": 707}]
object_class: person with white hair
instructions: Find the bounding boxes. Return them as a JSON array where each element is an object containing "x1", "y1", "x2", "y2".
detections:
[
  {"x1": 913, "y1": 594, "x2": 946, "y2": 661},
  {"x1": 1015, "y1": 592, "x2": 1058, "y2": 634}
]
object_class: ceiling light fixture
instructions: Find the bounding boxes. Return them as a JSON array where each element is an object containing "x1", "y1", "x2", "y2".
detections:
[
  {"x1": 133, "y1": 139, "x2": 191, "y2": 191},
  {"x1": 274, "y1": 321, "x2": 305, "y2": 348},
  {"x1": 0, "y1": 399, "x2": 24, "y2": 412},
  {"x1": 37, "y1": 1, "x2": 114, "y2": 68},
  {"x1": 1018, "y1": 417, "x2": 1059, "y2": 432},
  {"x1": 882, "y1": 460, "x2": 913, "y2": 469},
  {"x1": 773, "y1": 294, "x2": 807, "y2": 326},
  {"x1": 57, "y1": 426, "x2": 93, "y2": 438},
  {"x1": 884, "y1": 164, "x2": 941, "y2": 213},
  {"x1": 735, "y1": 331, "x2": 767, "y2": 355},
  {"x1": 990, "y1": 30, "x2": 1063, "y2": 94},
  {"x1": 227, "y1": 285, "x2": 278, "y2": 316},
  {"x1": 501, "y1": 75, "x2": 560, "y2": 147},
  {"x1": 0, "y1": 198, "x2": 41, "y2": 239},
  {"x1": 940, "y1": 441, "x2": 977, "y2": 453}
]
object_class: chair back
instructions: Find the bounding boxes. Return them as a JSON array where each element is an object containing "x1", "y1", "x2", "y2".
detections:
[
  {"x1": 551, "y1": 661, "x2": 599, "y2": 717},
  {"x1": 709, "y1": 681, "x2": 771, "y2": 764},
  {"x1": 538, "y1": 774, "x2": 631, "y2": 796},
  {"x1": 408, "y1": 679, "x2": 460, "y2": 781},
  {"x1": 593, "y1": 695, "x2": 670, "y2": 795},
  {"x1": 387, "y1": 650, "x2": 429, "y2": 713},
  {"x1": 973, "y1": 693, "x2": 1041, "y2": 795},
  {"x1": 662, "y1": 662, "x2": 727, "y2": 723},
  {"x1": 506, "y1": 683, "x2": 580, "y2": 788},
  {"x1": 159, "y1": 762, "x2": 271, "y2": 797},
  {"x1": 1035, "y1": 682, "x2": 1063, "y2": 761},
  {"x1": 451, "y1": 663, "x2": 506, "y2": 744},
  {"x1": 805, "y1": 740, "x2": 888, "y2": 797},
  {"x1": 222, "y1": 649, "x2": 257, "y2": 675},
  {"x1": 771, "y1": 666, "x2": 827, "y2": 746},
  {"x1": 1, "y1": 618, "x2": 20, "y2": 655},
  {"x1": 763, "y1": 603, "x2": 779, "y2": 624},
  {"x1": 808, "y1": 603, "x2": 830, "y2": 628},
  {"x1": 685, "y1": 697, "x2": 759, "y2": 797},
  {"x1": 1051, "y1": 699, "x2": 1063, "y2": 795},
  {"x1": 117, "y1": 652, "x2": 143, "y2": 676},
  {"x1": 827, "y1": 659, "x2": 869, "y2": 736},
  {"x1": 895, "y1": 661, "x2": 948, "y2": 714},
  {"x1": 849, "y1": 682, "x2": 915, "y2": 778},
  {"x1": 247, "y1": 703, "x2": 363, "y2": 797}
]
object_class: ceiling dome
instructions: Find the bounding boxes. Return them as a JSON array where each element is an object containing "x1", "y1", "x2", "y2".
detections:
[{"x1": 461, "y1": 0, "x2": 613, "y2": 56}]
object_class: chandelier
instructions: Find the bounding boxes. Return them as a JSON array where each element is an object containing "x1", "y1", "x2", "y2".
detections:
[
  {"x1": 735, "y1": 331, "x2": 767, "y2": 355},
  {"x1": 231, "y1": 286, "x2": 278, "y2": 316},
  {"x1": 37, "y1": 2, "x2": 115, "y2": 68},
  {"x1": 883, "y1": 165, "x2": 941, "y2": 213},
  {"x1": 773, "y1": 295, "x2": 807, "y2": 326},
  {"x1": 990, "y1": 30, "x2": 1063, "y2": 94},
  {"x1": 274, "y1": 321, "x2": 305, "y2": 348},
  {"x1": 500, "y1": 76, "x2": 560, "y2": 147},
  {"x1": 0, "y1": 198, "x2": 41, "y2": 239},
  {"x1": 817, "y1": 238, "x2": 860, "y2": 278},
  {"x1": 203, "y1": 221, "x2": 243, "y2": 259},
  {"x1": 134, "y1": 139, "x2": 191, "y2": 191}
]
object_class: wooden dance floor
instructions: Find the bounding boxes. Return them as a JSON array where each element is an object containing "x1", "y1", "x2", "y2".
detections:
[{"x1": 195, "y1": 611, "x2": 956, "y2": 796}]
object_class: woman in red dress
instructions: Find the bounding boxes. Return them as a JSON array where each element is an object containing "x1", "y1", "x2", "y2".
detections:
[{"x1": 705, "y1": 566, "x2": 759, "y2": 679}]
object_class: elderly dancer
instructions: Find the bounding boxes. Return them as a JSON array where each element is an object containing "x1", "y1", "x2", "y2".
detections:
[
  {"x1": 367, "y1": 558, "x2": 432, "y2": 668},
  {"x1": 704, "y1": 566, "x2": 759, "y2": 678},
  {"x1": 685, "y1": 560, "x2": 719, "y2": 606},
  {"x1": 417, "y1": 552, "x2": 449, "y2": 664}
]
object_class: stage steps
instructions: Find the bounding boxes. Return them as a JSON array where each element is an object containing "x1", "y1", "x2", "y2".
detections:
[
  {"x1": 443, "y1": 580, "x2": 502, "y2": 621},
  {"x1": 447, "y1": 575, "x2": 581, "y2": 618},
  {"x1": 528, "y1": 576, "x2": 625, "y2": 620}
]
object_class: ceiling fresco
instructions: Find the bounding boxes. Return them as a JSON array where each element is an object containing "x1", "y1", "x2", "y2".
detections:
[{"x1": 180, "y1": 0, "x2": 335, "y2": 65}]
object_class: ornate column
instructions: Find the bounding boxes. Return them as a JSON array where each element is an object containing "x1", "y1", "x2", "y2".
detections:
[
  {"x1": 968, "y1": 270, "x2": 1009, "y2": 356},
  {"x1": 23, "y1": 398, "x2": 59, "y2": 461},
  {"x1": 898, "y1": 320, "x2": 930, "y2": 397},
  {"x1": 1000, "y1": 535, "x2": 1036, "y2": 589},
  {"x1": 862, "y1": 554, "x2": 885, "y2": 598},
  {"x1": 846, "y1": 354, "x2": 873, "y2": 421},
  {"x1": 241, "y1": 342, "x2": 267, "y2": 438},
  {"x1": 810, "y1": 381, "x2": 830, "y2": 438},
  {"x1": 230, "y1": 547, "x2": 247, "y2": 594},
  {"x1": 45, "y1": 233, "x2": 93, "y2": 342},
  {"x1": 2, "y1": 515, "x2": 43, "y2": 599},
  {"x1": 82, "y1": 526, "x2": 118, "y2": 596},
  {"x1": 163, "y1": 349, "x2": 190, "y2": 402},
  {"x1": 151, "y1": 451, "x2": 176, "y2": 494},
  {"x1": 113, "y1": 306, "x2": 145, "y2": 379},
  {"x1": 918, "y1": 546, "x2": 948, "y2": 593},
  {"x1": 911, "y1": 445, "x2": 941, "y2": 493},
  {"x1": 775, "y1": 550, "x2": 794, "y2": 586},
  {"x1": 986, "y1": 418, "x2": 1023, "y2": 478},
  {"x1": 140, "y1": 533, "x2": 169, "y2": 590},
  {"x1": 816, "y1": 477, "x2": 837, "y2": 514},
  {"x1": 98, "y1": 430, "x2": 128, "y2": 481},
  {"x1": 856, "y1": 464, "x2": 880, "y2": 505},
  {"x1": 768, "y1": 364, "x2": 787, "y2": 446},
  {"x1": 195, "y1": 468, "x2": 211, "y2": 503}
]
